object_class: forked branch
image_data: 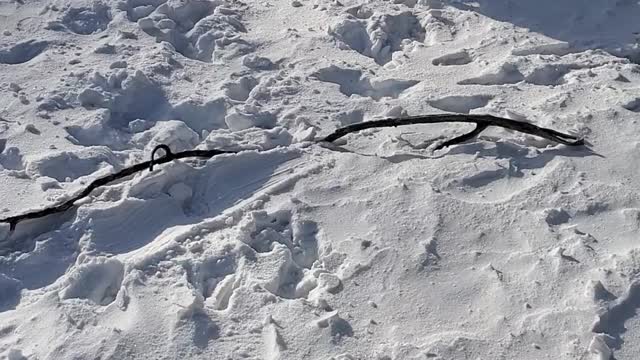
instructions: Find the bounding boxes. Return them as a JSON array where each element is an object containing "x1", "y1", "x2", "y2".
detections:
[{"x1": 321, "y1": 114, "x2": 583, "y2": 149}]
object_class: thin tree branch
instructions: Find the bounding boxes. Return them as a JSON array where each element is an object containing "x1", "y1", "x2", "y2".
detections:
[
  {"x1": 0, "y1": 113, "x2": 584, "y2": 233},
  {"x1": 1, "y1": 146, "x2": 236, "y2": 231},
  {"x1": 321, "y1": 114, "x2": 584, "y2": 147},
  {"x1": 435, "y1": 122, "x2": 490, "y2": 150}
]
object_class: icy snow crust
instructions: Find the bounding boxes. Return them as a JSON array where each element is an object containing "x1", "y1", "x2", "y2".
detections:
[{"x1": 1, "y1": 0, "x2": 640, "y2": 359}]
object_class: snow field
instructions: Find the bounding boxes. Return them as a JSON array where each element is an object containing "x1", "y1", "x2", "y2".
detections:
[{"x1": 1, "y1": 0, "x2": 640, "y2": 359}]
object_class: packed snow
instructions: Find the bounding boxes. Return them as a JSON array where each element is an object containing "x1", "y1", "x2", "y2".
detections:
[{"x1": 1, "y1": 0, "x2": 640, "y2": 359}]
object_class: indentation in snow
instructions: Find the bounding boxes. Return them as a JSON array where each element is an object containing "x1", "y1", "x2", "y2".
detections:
[
  {"x1": 77, "y1": 70, "x2": 170, "y2": 130},
  {"x1": 511, "y1": 42, "x2": 574, "y2": 57},
  {"x1": 237, "y1": 210, "x2": 319, "y2": 269},
  {"x1": 60, "y1": 257, "x2": 124, "y2": 305},
  {"x1": 329, "y1": 12, "x2": 425, "y2": 65},
  {"x1": 315, "y1": 311, "x2": 353, "y2": 343},
  {"x1": 135, "y1": 1, "x2": 252, "y2": 62},
  {"x1": 0, "y1": 146, "x2": 24, "y2": 171},
  {"x1": 170, "y1": 98, "x2": 228, "y2": 133},
  {"x1": 80, "y1": 197, "x2": 187, "y2": 254},
  {"x1": 222, "y1": 76, "x2": 258, "y2": 102},
  {"x1": 428, "y1": 94, "x2": 493, "y2": 114},
  {"x1": 241, "y1": 54, "x2": 277, "y2": 70},
  {"x1": 524, "y1": 64, "x2": 575, "y2": 86},
  {"x1": 458, "y1": 63, "x2": 525, "y2": 85},
  {"x1": 312, "y1": 65, "x2": 418, "y2": 100},
  {"x1": 118, "y1": 0, "x2": 166, "y2": 22},
  {"x1": 253, "y1": 243, "x2": 307, "y2": 299},
  {"x1": 622, "y1": 98, "x2": 640, "y2": 112},
  {"x1": 592, "y1": 280, "x2": 640, "y2": 352},
  {"x1": 47, "y1": 4, "x2": 112, "y2": 35},
  {"x1": 0, "y1": 40, "x2": 49, "y2": 65},
  {"x1": 345, "y1": 5, "x2": 373, "y2": 19},
  {"x1": 333, "y1": 109, "x2": 364, "y2": 126},
  {"x1": 432, "y1": 50, "x2": 474, "y2": 66},
  {"x1": 543, "y1": 208, "x2": 571, "y2": 226},
  {"x1": 24, "y1": 148, "x2": 120, "y2": 182},
  {"x1": 0, "y1": 274, "x2": 21, "y2": 312},
  {"x1": 186, "y1": 252, "x2": 237, "y2": 299}
]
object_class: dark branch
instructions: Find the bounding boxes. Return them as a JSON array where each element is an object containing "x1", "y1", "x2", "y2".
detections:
[
  {"x1": 1, "y1": 146, "x2": 237, "y2": 232},
  {"x1": 321, "y1": 114, "x2": 584, "y2": 147},
  {"x1": 435, "y1": 122, "x2": 489, "y2": 150},
  {"x1": 0, "y1": 113, "x2": 585, "y2": 233}
]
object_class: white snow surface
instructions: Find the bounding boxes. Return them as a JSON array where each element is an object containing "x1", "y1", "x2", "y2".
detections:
[{"x1": 1, "y1": 0, "x2": 640, "y2": 359}]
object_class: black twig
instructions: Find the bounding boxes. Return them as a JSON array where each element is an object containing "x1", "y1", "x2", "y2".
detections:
[
  {"x1": 436, "y1": 122, "x2": 490, "y2": 150},
  {"x1": 321, "y1": 114, "x2": 583, "y2": 147},
  {"x1": 0, "y1": 113, "x2": 584, "y2": 232},
  {"x1": 1, "y1": 146, "x2": 236, "y2": 231}
]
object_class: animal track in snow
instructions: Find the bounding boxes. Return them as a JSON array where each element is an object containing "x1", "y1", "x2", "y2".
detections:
[
  {"x1": 329, "y1": 12, "x2": 425, "y2": 65},
  {"x1": 241, "y1": 211, "x2": 292, "y2": 253},
  {"x1": 592, "y1": 280, "x2": 640, "y2": 353},
  {"x1": 0, "y1": 40, "x2": 49, "y2": 65},
  {"x1": 59, "y1": 257, "x2": 124, "y2": 305},
  {"x1": 119, "y1": 0, "x2": 166, "y2": 22},
  {"x1": 182, "y1": 213, "x2": 320, "y2": 304},
  {"x1": 460, "y1": 61, "x2": 586, "y2": 86},
  {"x1": 0, "y1": 146, "x2": 24, "y2": 171},
  {"x1": 241, "y1": 54, "x2": 277, "y2": 70},
  {"x1": 511, "y1": 42, "x2": 574, "y2": 57},
  {"x1": 252, "y1": 244, "x2": 309, "y2": 299},
  {"x1": 524, "y1": 64, "x2": 576, "y2": 86},
  {"x1": 222, "y1": 76, "x2": 258, "y2": 102},
  {"x1": 79, "y1": 197, "x2": 189, "y2": 254},
  {"x1": 24, "y1": 148, "x2": 121, "y2": 182},
  {"x1": 543, "y1": 208, "x2": 571, "y2": 226},
  {"x1": 221, "y1": 71, "x2": 303, "y2": 130},
  {"x1": 312, "y1": 65, "x2": 418, "y2": 100},
  {"x1": 432, "y1": 144, "x2": 567, "y2": 203},
  {"x1": 315, "y1": 311, "x2": 354, "y2": 343},
  {"x1": 622, "y1": 98, "x2": 640, "y2": 112},
  {"x1": 0, "y1": 274, "x2": 21, "y2": 312},
  {"x1": 344, "y1": 4, "x2": 373, "y2": 19},
  {"x1": 428, "y1": 94, "x2": 493, "y2": 113},
  {"x1": 130, "y1": 120, "x2": 200, "y2": 153},
  {"x1": 185, "y1": 251, "x2": 237, "y2": 301},
  {"x1": 333, "y1": 109, "x2": 364, "y2": 126},
  {"x1": 229, "y1": 209, "x2": 321, "y2": 299},
  {"x1": 238, "y1": 210, "x2": 319, "y2": 269},
  {"x1": 77, "y1": 70, "x2": 170, "y2": 130},
  {"x1": 420, "y1": 237, "x2": 441, "y2": 269},
  {"x1": 458, "y1": 63, "x2": 524, "y2": 85},
  {"x1": 432, "y1": 50, "x2": 474, "y2": 66},
  {"x1": 134, "y1": 0, "x2": 252, "y2": 62},
  {"x1": 72, "y1": 68, "x2": 229, "y2": 142},
  {"x1": 46, "y1": 4, "x2": 112, "y2": 35},
  {"x1": 171, "y1": 97, "x2": 227, "y2": 133}
]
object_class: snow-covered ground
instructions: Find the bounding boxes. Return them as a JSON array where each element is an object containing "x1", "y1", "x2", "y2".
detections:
[{"x1": 1, "y1": 0, "x2": 640, "y2": 358}]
